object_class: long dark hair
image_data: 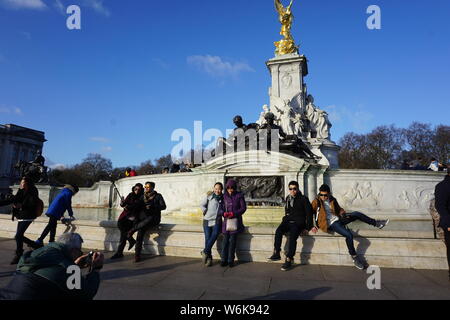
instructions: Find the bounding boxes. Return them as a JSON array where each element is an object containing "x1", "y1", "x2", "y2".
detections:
[
  {"x1": 21, "y1": 176, "x2": 35, "y2": 190},
  {"x1": 132, "y1": 183, "x2": 144, "y2": 197}
]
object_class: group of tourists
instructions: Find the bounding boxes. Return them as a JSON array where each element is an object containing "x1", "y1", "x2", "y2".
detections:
[
  {"x1": 401, "y1": 157, "x2": 448, "y2": 172},
  {"x1": 199, "y1": 180, "x2": 389, "y2": 271},
  {"x1": 0, "y1": 167, "x2": 449, "y2": 300}
]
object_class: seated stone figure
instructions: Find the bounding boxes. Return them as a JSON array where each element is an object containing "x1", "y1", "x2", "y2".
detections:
[
  {"x1": 260, "y1": 113, "x2": 318, "y2": 160},
  {"x1": 211, "y1": 113, "x2": 319, "y2": 161}
]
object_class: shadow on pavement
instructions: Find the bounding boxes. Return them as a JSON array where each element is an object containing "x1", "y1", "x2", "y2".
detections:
[
  {"x1": 246, "y1": 287, "x2": 332, "y2": 300},
  {"x1": 100, "y1": 259, "x2": 199, "y2": 281},
  {"x1": 0, "y1": 271, "x2": 14, "y2": 279}
]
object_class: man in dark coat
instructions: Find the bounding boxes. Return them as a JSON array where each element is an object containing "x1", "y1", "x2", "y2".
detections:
[
  {"x1": 435, "y1": 166, "x2": 450, "y2": 279},
  {"x1": 128, "y1": 181, "x2": 166, "y2": 262},
  {"x1": 268, "y1": 181, "x2": 314, "y2": 271}
]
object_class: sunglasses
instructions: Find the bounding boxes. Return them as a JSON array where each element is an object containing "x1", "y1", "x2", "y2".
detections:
[
  {"x1": 319, "y1": 193, "x2": 329, "y2": 197},
  {"x1": 289, "y1": 188, "x2": 298, "y2": 191}
]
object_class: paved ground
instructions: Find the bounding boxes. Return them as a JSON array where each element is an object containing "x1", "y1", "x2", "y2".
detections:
[{"x1": 0, "y1": 238, "x2": 449, "y2": 300}]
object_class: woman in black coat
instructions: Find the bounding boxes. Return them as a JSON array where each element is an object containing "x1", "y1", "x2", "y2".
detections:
[
  {"x1": 110, "y1": 183, "x2": 144, "y2": 260},
  {"x1": 0, "y1": 176, "x2": 40, "y2": 264}
]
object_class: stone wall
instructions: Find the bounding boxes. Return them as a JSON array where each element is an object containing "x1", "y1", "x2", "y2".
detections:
[
  {"x1": 325, "y1": 169, "x2": 444, "y2": 219},
  {"x1": 0, "y1": 215, "x2": 446, "y2": 270},
  {"x1": 10, "y1": 161, "x2": 445, "y2": 221}
]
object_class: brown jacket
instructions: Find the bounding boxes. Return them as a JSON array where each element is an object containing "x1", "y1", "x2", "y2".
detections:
[{"x1": 311, "y1": 196, "x2": 345, "y2": 233}]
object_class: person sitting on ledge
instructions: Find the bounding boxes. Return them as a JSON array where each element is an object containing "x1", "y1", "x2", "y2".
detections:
[
  {"x1": 310, "y1": 184, "x2": 389, "y2": 270},
  {"x1": 268, "y1": 181, "x2": 314, "y2": 271},
  {"x1": 128, "y1": 181, "x2": 166, "y2": 262},
  {"x1": 0, "y1": 233, "x2": 104, "y2": 300},
  {"x1": 110, "y1": 183, "x2": 144, "y2": 260},
  {"x1": 35, "y1": 184, "x2": 79, "y2": 247}
]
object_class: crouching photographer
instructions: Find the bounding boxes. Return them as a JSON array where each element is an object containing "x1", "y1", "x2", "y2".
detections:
[{"x1": 0, "y1": 233, "x2": 104, "y2": 300}]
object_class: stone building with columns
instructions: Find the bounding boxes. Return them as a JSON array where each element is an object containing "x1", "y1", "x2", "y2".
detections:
[{"x1": 0, "y1": 124, "x2": 46, "y2": 195}]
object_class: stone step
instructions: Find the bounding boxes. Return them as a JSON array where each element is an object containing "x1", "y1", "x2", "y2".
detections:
[{"x1": 0, "y1": 215, "x2": 446, "y2": 270}]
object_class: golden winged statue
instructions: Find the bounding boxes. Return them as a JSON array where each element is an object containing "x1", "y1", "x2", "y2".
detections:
[{"x1": 274, "y1": 0, "x2": 299, "y2": 55}]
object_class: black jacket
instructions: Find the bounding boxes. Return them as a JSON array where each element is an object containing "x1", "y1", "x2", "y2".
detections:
[
  {"x1": 282, "y1": 193, "x2": 314, "y2": 230},
  {"x1": 0, "y1": 187, "x2": 39, "y2": 220},
  {"x1": 435, "y1": 175, "x2": 450, "y2": 229},
  {"x1": 118, "y1": 192, "x2": 144, "y2": 221},
  {"x1": 139, "y1": 192, "x2": 166, "y2": 223}
]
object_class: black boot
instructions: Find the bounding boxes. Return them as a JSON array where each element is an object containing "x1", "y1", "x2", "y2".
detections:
[
  {"x1": 268, "y1": 250, "x2": 281, "y2": 261},
  {"x1": 127, "y1": 237, "x2": 136, "y2": 250},
  {"x1": 10, "y1": 254, "x2": 21, "y2": 265}
]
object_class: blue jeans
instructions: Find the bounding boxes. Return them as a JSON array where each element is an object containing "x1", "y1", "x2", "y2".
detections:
[
  {"x1": 329, "y1": 212, "x2": 377, "y2": 256},
  {"x1": 340, "y1": 211, "x2": 377, "y2": 227},
  {"x1": 203, "y1": 220, "x2": 221, "y2": 256},
  {"x1": 221, "y1": 233, "x2": 238, "y2": 263}
]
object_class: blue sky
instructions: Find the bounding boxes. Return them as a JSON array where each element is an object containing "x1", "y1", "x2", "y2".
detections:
[{"x1": 0, "y1": 0, "x2": 449, "y2": 168}]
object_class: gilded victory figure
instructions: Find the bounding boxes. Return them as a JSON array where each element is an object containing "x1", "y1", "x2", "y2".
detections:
[{"x1": 274, "y1": 0, "x2": 299, "y2": 55}]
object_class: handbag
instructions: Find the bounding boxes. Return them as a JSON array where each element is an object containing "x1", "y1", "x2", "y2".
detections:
[
  {"x1": 226, "y1": 217, "x2": 238, "y2": 232},
  {"x1": 224, "y1": 200, "x2": 238, "y2": 232}
]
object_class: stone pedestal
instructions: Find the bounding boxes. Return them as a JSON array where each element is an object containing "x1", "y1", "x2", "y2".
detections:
[
  {"x1": 309, "y1": 139, "x2": 341, "y2": 169},
  {"x1": 266, "y1": 53, "x2": 308, "y2": 112}
]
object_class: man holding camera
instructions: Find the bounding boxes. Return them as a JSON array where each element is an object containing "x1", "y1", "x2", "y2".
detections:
[{"x1": 0, "y1": 233, "x2": 103, "y2": 300}]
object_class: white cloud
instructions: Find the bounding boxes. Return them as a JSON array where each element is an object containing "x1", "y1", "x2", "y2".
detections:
[
  {"x1": 0, "y1": 0, "x2": 47, "y2": 10},
  {"x1": 90, "y1": 136, "x2": 110, "y2": 143},
  {"x1": 187, "y1": 55, "x2": 254, "y2": 78},
  {"x1": 152, "y1": 58, "x2": 170, "y2": 70},
  {"x1": 49, "y1": 163, "x2": 66, "y2": 170},
  {"x1": 0, "y1": 106, "x2": 23, "y2": 115},
  {"x1": 53, "y1": 0, "x2": 64, "y2": 14},
  {"x1": 101, "y1": 146, "x2": 113, "y2": 153},
  {"x1": 83, "y1": 0, "x2": 110, "y2": 16},
  {"x1": 19, "y1": 31, "x2": 32, "y2": 40},
  {"x1": 45, "y1": 158, "x2": 66, "y2": 170},
  {"x1": 324, "y1": 104, "x2": 374, "y2": 132}
]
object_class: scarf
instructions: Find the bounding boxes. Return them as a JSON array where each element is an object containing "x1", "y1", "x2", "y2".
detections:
[
  {"x1": 211, "y1": 193, "x2": 223, "y2": 202},
  {"x1": 286, "y1": 194, "x2": 295, "y2": 209},
  {"x1": 143, "y1": 190, "x2": 157, "y2": 203}
]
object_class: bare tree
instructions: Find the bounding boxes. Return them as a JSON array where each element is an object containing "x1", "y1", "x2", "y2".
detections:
[{"x1": 432, "y1": 125, "x2": 450, "y2": 164}]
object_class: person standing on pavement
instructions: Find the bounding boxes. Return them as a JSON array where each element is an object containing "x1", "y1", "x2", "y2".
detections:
[
  {"x1": 200, "y1": 182, "x2": 224, "y2": 267},
  {"x1": 0, "y1": 176, "x2": 41, "y2": 264},
  {"x1": 435, "y1": 165, "x2": 450, "y2": 280},
  {"x1": 220, "y1": 179, "x2": 246, "y2": 268}
]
